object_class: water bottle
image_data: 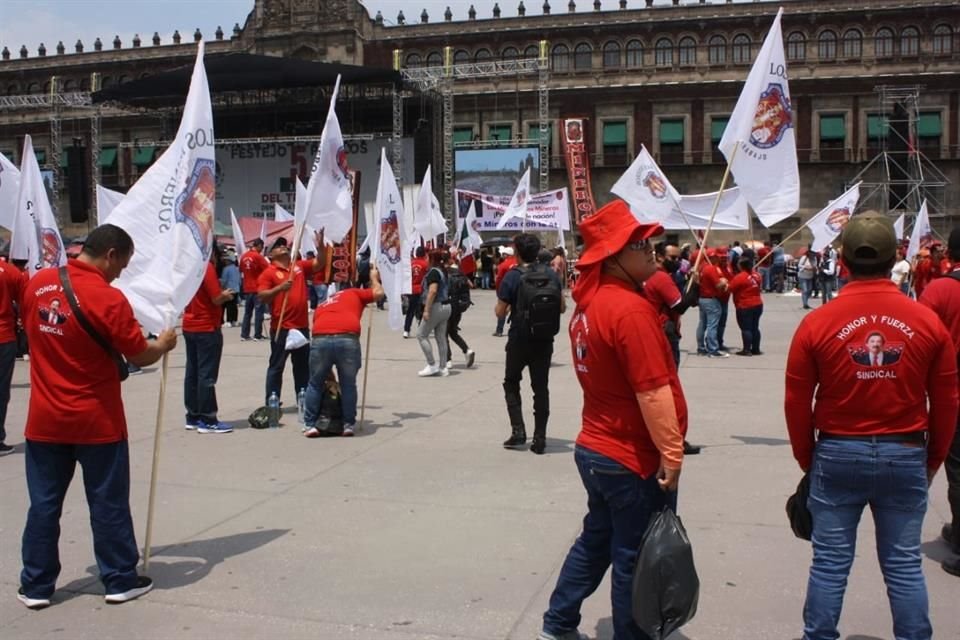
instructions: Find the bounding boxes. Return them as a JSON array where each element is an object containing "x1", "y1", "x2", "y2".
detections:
[
  {"x1": 268, "y1": 391, "x2": 280, "y2": 429},
  {"x1": 297, "y1": 388, "x2": 306, "y2": 425}
]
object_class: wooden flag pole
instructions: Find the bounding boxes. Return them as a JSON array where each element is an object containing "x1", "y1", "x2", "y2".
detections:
[
  {"x1": 142, "y1": 349, "x2": 170, "y2": 571},
  {"x1": 686, "y1": 143, "x2": 739, "y2": 292},
  {"x1": 357, "y1": 304, "x2": 375, "y2": 430},
  {"x1": 273, "y1": 222, "x2": 310, "y2": 344}
]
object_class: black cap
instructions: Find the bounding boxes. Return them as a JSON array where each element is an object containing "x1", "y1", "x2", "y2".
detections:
[
  {"x1": 270, "y1": 237, "x2": 288, "y2": 252},
  {"x1": 841, "y1": 213, "x2": 897, "y2": 267}
]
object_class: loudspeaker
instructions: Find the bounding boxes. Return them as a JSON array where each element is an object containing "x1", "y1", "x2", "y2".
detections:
[
  {"x1": 67, "y1": 146, "x2": 88, "y2": 223},
  {"x1": 887, "y1": 103, "x2": 911, "y2": 209}
]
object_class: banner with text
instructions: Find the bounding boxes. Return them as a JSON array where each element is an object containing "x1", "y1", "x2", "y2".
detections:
[
  {"x1": 455, "y1": 187, "x2": 571, "y2": 232},
  {"x1": 560, "y1": 118, "x2": 597, "y2": 223}
]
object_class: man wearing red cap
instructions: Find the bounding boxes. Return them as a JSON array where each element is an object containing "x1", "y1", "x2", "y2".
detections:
[{"x1": 539, "y1": 200, "x2": 687, "y2": 640}]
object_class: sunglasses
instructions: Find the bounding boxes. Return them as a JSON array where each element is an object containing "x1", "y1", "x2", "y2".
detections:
[{"x1": 626, "y1": 239, "x2": 652, "y2": 251}]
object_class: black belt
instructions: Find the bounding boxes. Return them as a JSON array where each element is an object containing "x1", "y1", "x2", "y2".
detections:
[{"x1": 818, "y1": 431, "x2": 927, "y2": 444}]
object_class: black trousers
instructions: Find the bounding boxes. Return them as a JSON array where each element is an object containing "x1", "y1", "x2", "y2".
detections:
[
  {"x1": 265, "y1": 327, "x2": 311, "y2": 405},
  {"x1": 947, "y1": 418, "x2": 960, "y2": 548},
  {"x1": 503, "y1": 339, "x2": 553, "y2": 439},
  {"x1": 0, "y1": 341, "x2": 15, "y2": 444},
  {"x1": 446, "y1": 307, "x2": 469, "y2": 356}
]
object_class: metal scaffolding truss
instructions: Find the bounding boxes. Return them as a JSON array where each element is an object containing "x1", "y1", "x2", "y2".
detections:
[
  {"x1": 0, "y1": 92, "x2": 93, "y2": 109},
  {"x1": 397, "y1": 47, "x2": 550, "y2": 220}
]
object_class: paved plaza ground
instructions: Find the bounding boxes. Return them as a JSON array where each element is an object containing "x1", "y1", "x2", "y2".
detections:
[{"x1": 0, "y1": 289, "x2": 957, "y2": 640}]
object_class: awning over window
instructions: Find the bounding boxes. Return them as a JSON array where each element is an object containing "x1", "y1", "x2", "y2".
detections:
[
  {"x1": 34, "y1": 149, "x2": 46, "y2": 165},
  {"x1": 602, "y1": 121, "x2": 627, "y2": 146},
  {"x1": 488, "y1": 125, "x2": 512, "y2": 141},
  {"x1": 98, "y1": 147, "x2": 118, "y2": 167},
  {"x1": 867, "y1": 114, "x2": 889, "y2": 139},
  {"x1": 133, "y1": 146, "x2": 156, "y2": 166},
  {"x1": 660, "y1": 120, "x2": 684, "y2": 144},
  {"x1": 918, "y1": 112, "x2": 942, "y2": 137},
  {"x1": 820, "y1": 115, "x2": 845, "y2": 141},
  {"x1": 711, "y1": 117, "x2": 729, "y2": 142},
  {"x1": 60, "y1": 152, "x2": 69, "y2": 168},
  {"x1": 528, "y1": 122, "x2": 553, "y2": 143}
]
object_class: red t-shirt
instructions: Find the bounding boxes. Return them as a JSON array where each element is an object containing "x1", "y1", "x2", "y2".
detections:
[
  {"x1": 182, "y1": 262, "x2": 223, "y2": 333},
  {"x1": 460, "y1": 253, "x2": 477, "y2": 277},
  {"x1": 240, "y1": 249, "x2": 270, "y2": 294},
  {"x1": 495, "y1": 256, "x2": 517, "y2": 289},
  {"x1": 716, "y1": 263, "x2": 733, "y2": 303},
  {"x1": 410, "y1": 257, "x2": 428, "y2": 295},
  {"x1": 312, "y1": 288, "x2": 375, "y2": 336},
  {"x1": 728, "y1": 271, "x2": 763, "y2": 309},
  {"x1": 640, "y1": 269, "x2": 681, "y2": 327},
  {"x1": 0, "y1": 262, "x2": 26, "y2": 343},
  {"x1": 785, "y1": 278, "x2": 958, "y2": 471},
  {"x1": 21, "y1": 260, "x2": 149, "y2": 444},
  {"x1": 258, "y1": 259, "x2": 314, "y2": 331},
  {"x1": 919, "y1": 269, "x2": 960, "y2": 388},
  {"x1": 571, "y1": 276, "x2": 689, "y2": 478},
  {"x1": 913, "y1": 258, "x2": 932, "y2": 297},
  {"x1": 698, "y1": 264, "x2": 723, "y2": 298}
]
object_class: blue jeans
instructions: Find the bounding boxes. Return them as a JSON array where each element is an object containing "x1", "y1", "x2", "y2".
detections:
[
  {"x1": 800, "y1": 277, "x2": 815, "y2": 307},
  {"x1": 303, "y1": 334, "x2": 362, "y2": 427},
  {"x1": 696, "y1": 297, "x2": 722, "y2": 354},
  {"x1": 183, "y1": 330, "x2": 223, "y2": 423},
  {"x1": 495, "y1": 313, "x2": 507, "y2": 335},
  {"x1": 0, "y1": 340, "x2": 15, "y2": 443},
  {"x1": 241, "y1": 292, "x2": 266, "y2": 339},
  {"x1": 309, "y1": 283, "x2": 329, "y2": 310},
  {"x1": 265, "y1": 327, "x2": 311, "y2": 405},
  {"x1": 717, "y1": 297, "x2": 728, "y2": 349},
  {"x1": 760, "y1": 266, "x2": 771, "y2": 291},
  {"x1": 821, "y1": 276, "x2": 835, "y2": 303},
  {"x1": 803, "y1": 439, "x2": 930, "y2": 640},
  {"x1": 735, "y1": 305, "x2": 763, "y2": 353},
  {"x1": 21, "y1": 440, "x2": 139, "y2": 598},
  {"x1": 481, "y1": 271, "x2": 492, "y2": 289},
  {"x1": 542, "y1": 446, "x2": 676, "y2": 640}
]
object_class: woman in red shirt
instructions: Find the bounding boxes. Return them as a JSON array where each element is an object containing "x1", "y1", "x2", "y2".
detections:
[{"x1": 727, "y1": 256, "x2": 764, "y2": 356}]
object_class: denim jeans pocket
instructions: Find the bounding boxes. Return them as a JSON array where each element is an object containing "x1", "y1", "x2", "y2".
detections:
[
  {"x1": 883, "y1": 450, "x2": 928, "y2": 512},
  {"x1": 590, "y1": 461, "x2": 640, "y2": 511},
  {"x1": 813, "y1": 455, "x2": 861, "y2": 507}
]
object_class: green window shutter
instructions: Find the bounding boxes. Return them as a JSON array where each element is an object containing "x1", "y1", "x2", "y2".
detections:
[
  {"x1": 660, "y1": 120, "x2": 684, "y2": 144},
  {"x1": 602, "y1": 121, "x2": 628, "y2": 146},
  {"x1": 819, "y1": 115, "x2": 845, "y2": 141},
  {"x1": 488, "y1": 124, "x2": 512, "y2": 141},
  {"x1": 528, "y1": 122, "x2": 553, "y2": 143},
  {"x1": 99, "y1": 147, "x2": 118, "y2": 167},
  {"x1": 34, "y1": 149, "x2": 47, "y2": 165},
  {"x1": 918, "y1": 112, "x2": 942, "y2": 138},
  {"x1": 453, "y1": 128, "x2": 474, "y2": 144},
  {"x1": 133, "y1": 146, "x2": 155, "y2": 166},
  {"x1": 60, "y1": 153, "x2": 69, "y2": 168},
  {"x1": 867, "y1": 114, "x2": 888, "y2": 140},
  {"x1": 711, "y1": 117, "x2": 729, "y2": 142}
]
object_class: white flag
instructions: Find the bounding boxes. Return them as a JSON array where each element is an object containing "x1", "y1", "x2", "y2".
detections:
[
  {"x1": 414, "y1": 165, "x2": 447, "y2": 241},
  {"x1": 303, "y1": 75, "x2": 353, "y2": 243},
  {"x1": 11, "y1": 135, "x2": 67, "y2": 275},
  {"x1": 259, "y1": 216, "x2": 267, "y2": 244},
  {"x1": 274, "y1": 204, "x2": 294, "y2": 222},
  {"x1": 294, "y1": 178, "x2": 318, "y2": 259},
  {"x1": 0, "y1": 150, "x2": 21, "y2": 232},
  {"x1": 96, "y1": 184, "x2": 125, "y2": 226},
  {"x1": 906, "y1": 200, "x2": 931, "y2": 262},
  {"x1": 611, "y1": 144, "x2": 681, "y2": 222},
  {"x1": 893, "y1": 213, "x2": 905, "y2": 241},
  {"x1": 106, "y1": 43, "x2": 214, "y2": 334},
  {"x1": 230, "y1": 208, "x2": 246, "y2": 254},
  {"x1": 495, "y1": 167, "x2": 532, "y2": 230},
  {"x1": 806, "y1": 182, "x2": 861, "y2": 253},
  {"x1": 372, "y1": 148, "x2": 412, "y2": 331},
  {"x1": 673, "y1": 189, "x2": 749, "y2": 230},
  {"x1": 719, "y1": 8, "x2": 799, "y2": 227},
  {"x1": 455, "y1": 202, "x2": 484, "y2": 254}
]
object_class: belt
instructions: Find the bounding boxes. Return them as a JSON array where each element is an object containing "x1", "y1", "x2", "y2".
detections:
[
  {"x1": 315, "y1": 332, "x2": 359, "y2": 338},
  {"x1": 818, "y1": 431, "x2": 927, "y2": 444}
]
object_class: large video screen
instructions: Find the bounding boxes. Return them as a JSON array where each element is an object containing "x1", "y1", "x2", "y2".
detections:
[{"x1": 454, "y1": 147, "x2": 539, "y2": 195}]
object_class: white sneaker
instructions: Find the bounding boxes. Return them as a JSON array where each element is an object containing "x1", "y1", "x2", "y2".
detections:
[
  {"x1": 342, "y1": 423, "x2": 355, "y2": 437},
  {"x1": 418, "y1": 364, "x2": 441, "y2": 377},
  {"x1": 403, "y1": 331, "x2": 410, "y2": 338},
  {"x1": 440, "y1": 367, "x2": 450, "y2": 377},
  {"x1": 465, "y1": 350, "x2": 476, "y2": 368},
  {"x1": 446, "y1": 360, "x2": 453, "y2": 369}
]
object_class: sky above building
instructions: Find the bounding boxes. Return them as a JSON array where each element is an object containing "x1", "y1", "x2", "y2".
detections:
[{"x1": 0, "y1": 0, "x2": 759, "y2": 55}]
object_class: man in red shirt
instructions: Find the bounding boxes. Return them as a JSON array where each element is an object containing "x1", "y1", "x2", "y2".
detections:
[
  {"x1": 727, "y1": 255, "x2": 764, "y2": 356},
  {"x1": 303, "y1": 268, "x2": 384, "y2": 438},
  {"x1": 0, "y1": 258, "x2": 26, "y2": 455},
  {"x1": 785, "y1": 214, "x2": 958, "y2": 638},
  {"x1": 404, "y1": 246, "x2": 428, "y2": 339},
  {"x1": 17, "y1": 224, "x2": 177, "y2": 609},
  {"x1": 695, "y1": 250, "x2": 729, "y2": 358},
  {"x1": 183, "y1": 243, "x2": 237, "y2": 434},
  {"x1": 258, "y1": 235, "x2": 323, "y2": 406},
  {"x1": 918, "y1": 228, "x2": 960, "y2": 577},
  {"x1": 493, "y1": 247, "x2": 517, "y2": 337},
  {"x1": 239, "y1": 238, "x2": 269, "y2": 341},
  {"x1": 540, "y1": 200, "x2": 686, "y2": 640}
]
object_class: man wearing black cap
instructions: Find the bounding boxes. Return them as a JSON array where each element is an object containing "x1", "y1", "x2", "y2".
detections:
[
  {"x1": 919, "y1": 227, "x2": 960, "y2": 577},
  {"x1": 785, "y1": 213, "x2": 958, "y2": 638}
]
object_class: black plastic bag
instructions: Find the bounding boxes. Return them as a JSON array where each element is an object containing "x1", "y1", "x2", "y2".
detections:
[
  {"x1": 786, "y1": 473, "x2": 812, "y2": 541},
  {"x1": 632, "y1": 507, "x2": 699, "y2": 639}
]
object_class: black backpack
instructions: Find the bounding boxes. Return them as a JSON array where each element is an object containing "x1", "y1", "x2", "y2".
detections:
[
  {"x1": 514, "y1": 264, "x2": 562, "y2": 340},
  {"x1": 447, "y1": 270, "x2": 472, "y2": 313}
]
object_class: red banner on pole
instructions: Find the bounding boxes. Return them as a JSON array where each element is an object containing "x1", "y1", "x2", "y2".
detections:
[
  {"x1": 324, "y1": 170, "x2": 361, "y2": 284},
  {"x1": 560, "y1": 118, "x2": 597, "y2": 223}
]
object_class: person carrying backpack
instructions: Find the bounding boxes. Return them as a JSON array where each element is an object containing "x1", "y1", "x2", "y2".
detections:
[
  {"x1": 496, "y1": 233, "x2": 566, "y2": 455},
  {"x1": 445, "y1": 258, "x2": 476, "y2": 369}
]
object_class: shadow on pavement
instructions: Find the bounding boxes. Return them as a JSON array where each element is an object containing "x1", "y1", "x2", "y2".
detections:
[
  {"x1": 729, "y1": 435, "x2": 790, "y2": 447},
  {"x1": 594, "y1": 617, "x2": 692, "y2": 640},
  {"x1": 354, "y1": 411, "x2": 432, "y2": 437},
  {"x1": 920, "y1": 538, "x2": 955, "y2": 564}
]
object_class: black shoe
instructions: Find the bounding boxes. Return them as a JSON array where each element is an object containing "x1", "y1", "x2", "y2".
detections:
[
  {"x1": 735, "y1": 350, "x2": 752, "y2": 356},
  {"x1": 943, "y1": 557, "x2": 960, "y2": 578},
  {"x1": 942, "y1": 524, "x2": 960, "y2": 554},
  {"x1": 530, "y1": 437, "x2": 546, "y2": 455},
  {"x1": 0, "y1": 442, "x2": 13, "y2": 456},
  {"x1": 105, "y1": 575, "x2": 153, "y2": 604},
  {"x1": 17, "y1": 587, "x2": 50, "y2": 609},
  {"x1": 503, "y1": 427, "x2": 527, "y2": 448},
  {"x1": 683, "y1": 440, "x2": 702, "y2": 455},
  {"x1": 751, "y1": 350, "x2": 764, "y2": 356}
]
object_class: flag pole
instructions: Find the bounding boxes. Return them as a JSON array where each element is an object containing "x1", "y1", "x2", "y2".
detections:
[
  {"x1": 687, "y1": 143, "x2": 738, "y2": 291},
  {"x1": 143, "y1": 348, "x2": 170, "y2": 571},
  {"x1": 273, "y1": 221, "x2": 310, "y2": 344},
  {"x1": 358, "y1": 304, "x2": 375, "y2": 430},
  {"x1": 755, "y1": 223, "x2": 807, "y2": 269}
]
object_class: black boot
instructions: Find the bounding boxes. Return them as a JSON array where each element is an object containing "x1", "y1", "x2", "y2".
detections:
[
  {"x1": 683, "y1": 440, "x2": 702, "y2": 455},
  {"x1": 503, "y1": 425, "x2": 527, "y2": 448},
  {"x1": 530, "y1": 436, "x2": 546, "y2": 455}
]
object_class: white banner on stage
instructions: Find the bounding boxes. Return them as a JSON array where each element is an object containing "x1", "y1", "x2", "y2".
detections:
[{"x1": 455, "y1": 187, "x2": 571, "y2": 232}]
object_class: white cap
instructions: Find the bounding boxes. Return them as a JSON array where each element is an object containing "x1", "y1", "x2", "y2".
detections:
[{"x1": 500, "y1": 246, "x2": 514, "y2": 256}]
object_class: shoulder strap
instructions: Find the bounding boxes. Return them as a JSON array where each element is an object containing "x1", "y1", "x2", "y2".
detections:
[
  {"x1": 58, "y1": 266, "x2": 125, "y2": 364},
  {"x1": 948, "y1": 270, "x2": 960, "y2": 283}
]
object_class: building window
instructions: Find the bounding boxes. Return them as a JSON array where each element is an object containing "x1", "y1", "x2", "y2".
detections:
[
  {"x1": 602, "y1": 120, "x2": 628, "y2": 165},
  {"x1": 819, "y1": 114, "x2": 846, "y2": 160},
  {"x1": 875, "y1": 27, "x2": 894, "y2": 58},
  {"x1": 678, "y1": 37, "x2": 696, "y2": 66},
  {"x1": 99, "y1": 146, "x2": 119, "y2": 182},
  {"x1": 818, "y1": 30, "x2": 837, "y2": 61},
  {"x1": 901, "y1": 27, "x2": 920, "y2": 56},
  {"x1": 866, "y1": 113, "x2": 888, "y2": 156},
  {"x1": 732, "y1": 34, "x2": 752, "y2": 64},
  {"x1": 655, "y1": 38, "x2": 673, "y2": 67},
  {"x1": 708, "y1": 35, "x2": 726, "y2": 64},
  {"x1": 528, "y1": 122, "x2": 554, "y2": 155},
  {"x1": 918, "y1": 111, "x2": 942, "y2": 158},
  {"x1": 711, "y1": 116, "x2": 729, "y2": 162},
  {"x1": 603, "y1": 41, "x2": 621, "y2": 69},
  {"x1": 34, "y1": 148, "x2": 47, "y2": 166},
  {"x1": 626, "y1": 40, "x2": 643, "y2": 67},
  {"x1": 933, "y1": 25, "x2": 953, "y2": 55},
  {"x1": 426, "y1": 51, "x2": 442, "y2": 66},
  {"x1": 786, "y1": 32, "x2": 806, "y2": 62},
  {"x1": 501, "y1": 46, "x2": 519, "y2": 61},
  {"x1": 454, "y1": 49, "x2": 470, "y2": 64},
  {"x1": 405, "y1": 53, "x2": 421, "y2": 68},
  {"x1": 488, "y1": 124, "x2": 512, "y2": 144},
  {"x1": 453, "y1": 126, "x2": 475, "y2": 145},
  {"x1": 659, "y1": 119, "x2": 684, "y2": 164},
  {"x1": 551, "y1": 44, "x2": 570, "y2": 72},
  {"x1": 524, "y1": 44, "x2": 539, "y2": 59},
  {"x1": 475, "y1": 48, "x2": 492, "y2": 62},
  {"x1": 842, "y1": 29, "x2": 862, "y2": 59},
  {"x1": 574, "y1": 43, "x2": 592, "y2": 70}
]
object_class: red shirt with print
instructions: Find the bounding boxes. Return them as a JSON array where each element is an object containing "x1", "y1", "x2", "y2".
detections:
[
  {"x1": 21, "y1": 260, "x2": 149, "y2": 444},
  {"x1": 716, "y1": 263, "x2": 733, "y2": 303},
  {"x1": 728, "y1": 270, "x2": 763, "y2": 309},
  {"x1": 570, "y1": 276, "x2": 689, "y2": 478},
  {"x1": 785, "y1": 278, "x2": 958, "y2": 471},
  {"x1": 411, "y1": 257, "x2": 428, "y2": 296},
  {"x1": 460, "y1": 253, "x2": 477, "y2": 278},
  {"x1": 920, "y1": 267, "x2": 960, "y2": 388},
  {"x1": 641, "y1": 268, "x2": 682, "y2": 327},
  {"x1": 312, "y1": 288, "x2": 375, "y2": 336},
  {"x1": 698, "y1": 264, "x2": 724, "y2": 298},
  {"x1": 258, "y1": 259, "x2": 314, "y2": 331},
  {"x1": 495, "y1": 256, "x2": 517, "y2": 290},
  {"x1": 240, "y1": 249, "x2": 269, "y2": 294},
  {"x1": 182, "y1": 262, "x2": 223, "y2": 333},
  {"x1": 0, "y1": 262, "x2": 26, "y2": 343}
]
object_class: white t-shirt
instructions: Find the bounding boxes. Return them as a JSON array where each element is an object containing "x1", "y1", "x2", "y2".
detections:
[{"x1": 891, "y1": 259, "x2": 911, "y2": 286}]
